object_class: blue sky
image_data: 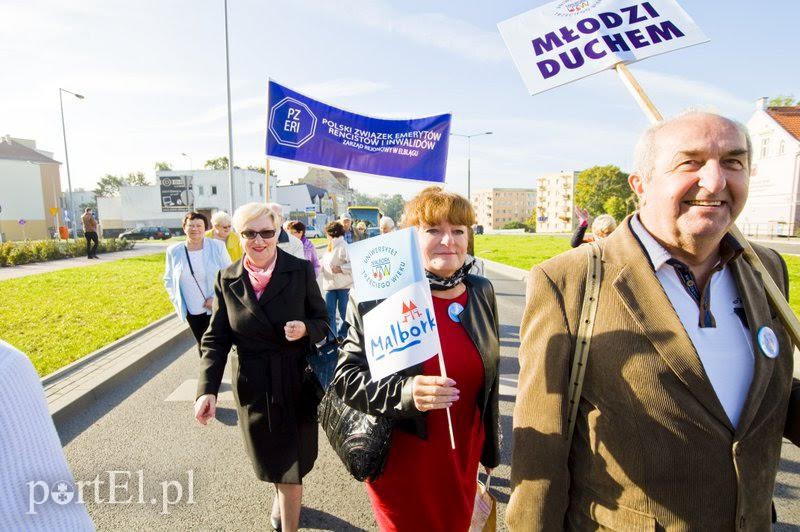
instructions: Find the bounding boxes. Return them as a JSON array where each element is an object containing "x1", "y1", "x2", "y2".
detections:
[{"x1": 2, "y1": 0, "x2": 797, "y2": 199}]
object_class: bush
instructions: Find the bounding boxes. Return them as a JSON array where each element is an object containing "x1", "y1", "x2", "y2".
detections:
[
  {"x1": 502, "y1": 221, "x2": 527, "y2": 229},
  {"x1": 0, "y1": 238, "x2": 135, "y2": 266}
]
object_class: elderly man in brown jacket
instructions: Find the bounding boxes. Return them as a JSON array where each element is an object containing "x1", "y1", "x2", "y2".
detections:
[{"x1": 508, "y1": 112, "x2": 800, "y2": 531}]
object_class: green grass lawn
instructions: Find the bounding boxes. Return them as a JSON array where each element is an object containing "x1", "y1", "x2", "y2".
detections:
[
  {"x1": 310, "y1": 237, "x2": 327, "y2": 246},
  {"x1": 474, "y1": 234, "x2": 572, "y2": 270},
  {"x1": 0, "y1": 253, "x2": 172, "y2": 376},
  {"x1": 475, "y1": 234, "x2": 800, "y2": 316}
]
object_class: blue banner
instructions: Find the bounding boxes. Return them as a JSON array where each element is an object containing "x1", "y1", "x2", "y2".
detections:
[{"x1": 266, "y1": 80, "x2": 451, "y2": 182}]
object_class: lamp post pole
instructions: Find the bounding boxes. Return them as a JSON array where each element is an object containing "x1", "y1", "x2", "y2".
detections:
[
  {"x1": 59, "y1": 88, "x2": 85, "y2": 240},
  {"x1": 450, "y1": 131, "x2": 492, "y2": 202},
  {"x1": 181, "y1": 153, "x2": 193, "y2": 211},
  {"x1": 224, "y1": 0, "x2": 235, "y2": 212}
]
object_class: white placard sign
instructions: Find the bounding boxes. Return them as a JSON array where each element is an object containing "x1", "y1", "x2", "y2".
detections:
[
  {"x1": 347, "y1": 227, "x2": 426, "y2": 302},
  {"x1": 362, "y1": 280, "x2": 441, "y2": 381},
  {"x1": 498, "y1": 0, "x2": 709, "y2": 95}
]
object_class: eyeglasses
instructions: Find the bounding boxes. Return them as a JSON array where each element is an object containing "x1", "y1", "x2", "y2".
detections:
[{"x1": 241, "y1": 229, "x2": 276, "y2": 240}]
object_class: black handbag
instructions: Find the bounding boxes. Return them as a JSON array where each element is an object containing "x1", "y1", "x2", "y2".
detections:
[
  {"x1": 307, "y1": 334, "x2": 341, "y2": 391},
  {"x1": 319, "y1": 387, "x2": 393, "y2": 482}
]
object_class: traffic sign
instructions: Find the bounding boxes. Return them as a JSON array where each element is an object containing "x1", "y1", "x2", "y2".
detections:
[{"x1": 50, "y1": 207, "x2": 59, "y2": 216}]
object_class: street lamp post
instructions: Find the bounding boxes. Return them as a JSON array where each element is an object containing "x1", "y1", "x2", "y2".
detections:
[
  {"x1": 224, "y1": 0, "x2": 235, "y2": 212},
  {"x1": 450, "y1": 131, "x2": 492, "y2": 202},
  {"x1": 181, "y1": 152, "x2": 193, "y2": 211},
  {"x1": 59, "y1": 88, "x2": 85, "y2": 240}
]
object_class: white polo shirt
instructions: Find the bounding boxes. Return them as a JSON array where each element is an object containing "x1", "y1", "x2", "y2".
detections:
[{"x1": 630, "y1": 215, "x2": 754, "y2": 428}]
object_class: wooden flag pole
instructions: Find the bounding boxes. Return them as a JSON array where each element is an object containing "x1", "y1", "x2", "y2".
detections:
[
  {"x1": 614, "y1": 62, "x2": 800, "y2": 347},
  {"x1": 437, "y1": 351, "x2": 457, "y2": 450}
]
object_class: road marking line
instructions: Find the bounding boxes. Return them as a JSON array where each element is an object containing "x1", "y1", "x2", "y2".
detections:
[{"x1": 165, "y1": 379, "x2": 235, "y2": 402}]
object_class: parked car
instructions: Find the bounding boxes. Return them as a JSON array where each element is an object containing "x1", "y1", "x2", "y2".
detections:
[
  {"x1": 119, "y1": 226, "x2": 171, "y2": 240},
  {"x1": 474, "y1": 225, "x2": 484, "y2": 235},
  {"x1": 305, "y1": 225, "x2": 323, "y2": 238}
]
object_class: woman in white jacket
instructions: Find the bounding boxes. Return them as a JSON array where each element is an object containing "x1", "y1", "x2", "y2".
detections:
[{"x1": 321, "y1": 221, "x2": 353, "y2": 341}]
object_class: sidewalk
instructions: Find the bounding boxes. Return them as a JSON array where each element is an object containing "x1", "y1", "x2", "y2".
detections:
[{"x1": 0, "y1": 241, "x2": 170, "y2": 281}]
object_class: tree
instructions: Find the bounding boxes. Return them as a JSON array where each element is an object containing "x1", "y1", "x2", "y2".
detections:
[
  {"x1": 574, "y1": 165, "x2": 635, "y2": 219},
  {"x1": 94, "y1": 174, "x2": 126, "y2": 197},
  {"x1": 126, "y1": 171, "x2": 150, "y2": 186},
  {"x1": 154, "y1": 161, "x2": 172, "y2": 171},
  {"x1": 768, "y1": 94, "x2": 797, "y2": 107},
  {"x1": 205, "y1": 156, "x2": 229, "y2": 170},
  {"x1": 205, "y1": 156, "x2": 242, "y2": 170},
  {"x1": 603, "y1": 196, "x2": 629, "y2": 221},
  {"x1": 93, "y1": 172, "x2": 150, "y2": 197}
]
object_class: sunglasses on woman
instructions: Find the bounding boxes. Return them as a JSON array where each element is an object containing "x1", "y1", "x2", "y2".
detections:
[{"x1": 241, "y1": 229, "x2": 276, "y2": 240}]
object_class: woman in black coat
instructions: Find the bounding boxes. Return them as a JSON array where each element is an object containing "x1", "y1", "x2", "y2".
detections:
[{"x1": 193, "y1": 202, "x2": 328, "y2": 532}]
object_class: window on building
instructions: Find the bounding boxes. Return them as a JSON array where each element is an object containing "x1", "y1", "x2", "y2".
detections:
[
  {"x1": 211, "y1": 185, "x2": 217, "y2": 195},
  {"x1": 761, "y1": 138, "x2": 769, "y2": 158},
  {"x1": 779, "y1": 141, "x2": 785, "y2": 156},
  {"x1": 249, "y1": 182, "x2": 254, "y2": 196},
  {"x1": 198, "y1": 185, "x2": 204, "y2": 196},
  {"x1": 259, "y1": 183, "x2": 264, "y2": 196}
]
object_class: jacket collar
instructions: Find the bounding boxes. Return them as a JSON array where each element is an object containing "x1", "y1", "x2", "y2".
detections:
[
  {"x1": 225, "y1": 249, "x2": 305, "y2": 326},
  {"x1": 606, "y1": 215, "x2": 773, "y2": 434}
]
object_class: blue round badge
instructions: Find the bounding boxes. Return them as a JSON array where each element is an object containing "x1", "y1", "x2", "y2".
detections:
[
  {"x1": 757, "y1": 326, "x2": 780, "y2": 359},
  {"x1": 448, "y1": 302, "x2": 464, "y2": 323}
]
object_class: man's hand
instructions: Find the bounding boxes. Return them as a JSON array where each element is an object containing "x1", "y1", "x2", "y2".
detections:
[
  {"x1": 331, "y1": 265, "x2": 343, "y2": 274},
  {"x1": 203, "y1": 297, "x2": 214, "y2": 310}
]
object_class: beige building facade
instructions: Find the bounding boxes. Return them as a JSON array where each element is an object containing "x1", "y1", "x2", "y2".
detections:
[
  {"x1": 0, "y1": 136, "x2": 63, "y2": 241},
  {"x1": 739, "y1": 100, "x2": 800, "y2": 237},
  {"x1": 535, "y1": 171, "x2": 579, "y2": 233},
  {"x1": 472, "y1": 188, "x2": 537, "y2": 230}
]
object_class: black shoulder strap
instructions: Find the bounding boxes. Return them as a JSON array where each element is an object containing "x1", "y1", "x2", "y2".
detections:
[{"x1": 183, "y1": 244, "x2": 208, "y2": 300}]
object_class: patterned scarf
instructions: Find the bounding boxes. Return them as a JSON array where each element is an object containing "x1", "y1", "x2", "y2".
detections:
[
  {"x1": 243, "y1": 252, "x2": 277, "y2": 299},
  {"x1": 425, "y1": 257, "x2": 473, "y2": 291}
]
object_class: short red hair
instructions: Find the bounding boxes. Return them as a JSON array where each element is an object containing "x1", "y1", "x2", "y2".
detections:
[{"x1": 403, "y1": 186, "x2": 475, "y2": 228}]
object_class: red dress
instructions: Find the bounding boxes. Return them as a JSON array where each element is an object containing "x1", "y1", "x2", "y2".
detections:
[{"x1": 366, "y1": 290, "x2": 486, "y2": 532}]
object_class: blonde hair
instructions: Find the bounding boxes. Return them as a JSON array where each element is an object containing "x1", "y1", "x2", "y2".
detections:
[
  {"x1": 592, "y1": 214, "x2": 617, "y2": 237},
  {"x1": 356, "y1": 221, "x2": 367, "y2": 231},
  {"x1": 231, "y1": 203, "x2": 275, "y2": 233},
  {"x1": 210, "y1": 211, "x2": 232, "y2": 227},
  {"x1": 403, "y1": 186, "x2": 475, "y2": 227},
  {"x1": 379, "y1": 216, "x2": 395, "y2": 230}
]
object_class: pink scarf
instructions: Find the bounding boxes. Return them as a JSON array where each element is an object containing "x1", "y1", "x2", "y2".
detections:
[{"x1": 243, "y1": 252, "x2": 277, "y2": 299}]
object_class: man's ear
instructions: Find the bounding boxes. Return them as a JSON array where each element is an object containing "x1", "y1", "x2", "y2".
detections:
[{"x1": 629, "y1": 172, "x2": 645, "y2": 197}]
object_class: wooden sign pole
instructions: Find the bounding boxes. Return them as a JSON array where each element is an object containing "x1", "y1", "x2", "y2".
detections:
[
  {"x1": 615, "y1": 62, "x2": 800, "y2": 347},
  {"x1": 265, "y1": 158, "x2": 271, "y2": 203}
]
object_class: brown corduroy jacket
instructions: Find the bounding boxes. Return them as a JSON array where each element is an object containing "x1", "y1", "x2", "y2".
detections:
[{"x1": 507, "y1": 216, "x2": 800, "y2": 531}]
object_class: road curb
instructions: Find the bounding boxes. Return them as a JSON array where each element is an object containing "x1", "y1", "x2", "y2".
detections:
[
  {"x1": 44, "y1": 314, "x2": 194, "y2": 425},
  {"x1": 481, "y1": 257, "x2": 529, "y2": 282}
]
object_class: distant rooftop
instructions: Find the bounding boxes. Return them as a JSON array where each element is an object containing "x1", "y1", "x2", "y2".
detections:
[
  {"x1": 766, "y1": 106, "x2": 800, "y2": 141},
  {"x1": 0, "y1": 135, "x2": 59, "y2": 164}
]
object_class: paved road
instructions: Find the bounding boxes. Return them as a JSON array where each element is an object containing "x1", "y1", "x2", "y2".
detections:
[
  {"x1": 0, "y1": 241, "x2": 169, "y2": 281},
  {"x1": 57, "y1": 266, "x2": 800, "y2": 530},
  {"x1": 753, "y1": 238, "x2": 800, "y2": 256}
]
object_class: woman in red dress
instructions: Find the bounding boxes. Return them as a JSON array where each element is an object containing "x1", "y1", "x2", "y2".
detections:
[{"x1": 333, "y1": 186, "x2": 501, "y2": 531}]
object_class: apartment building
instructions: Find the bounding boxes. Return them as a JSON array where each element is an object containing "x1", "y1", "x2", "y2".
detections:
[
  {"x1": 472, "y1": 188, "x2": 537, "y2": 230},
  {"x1": 535, "y1": 171, "x2": 579, "y2": 233}
]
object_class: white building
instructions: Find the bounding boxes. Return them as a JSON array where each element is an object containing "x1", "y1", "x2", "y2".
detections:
[
  {"x1": 299, "y1": 167, "x2": 355, "y2": 216},
  {"x1": 0, "y1": 136, "x2": 62, "y2": 241},
  {"x1": 739, "y1": 100, "x2": 800, "y2": 237},
  {"x1": 274, "y1": 183, "x2": 333, "y2": 227},
  {"x1": 535, "y1": 171, "x2": 579, "y2": 233},
  {"x1": 97, "y1": 168, "x2": 266, "y2": 235}
]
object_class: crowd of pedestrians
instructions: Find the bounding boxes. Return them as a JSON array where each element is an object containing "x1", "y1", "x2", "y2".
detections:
[{"x1": 4, "y1": 111, "x2": 800, "y2": 531}]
